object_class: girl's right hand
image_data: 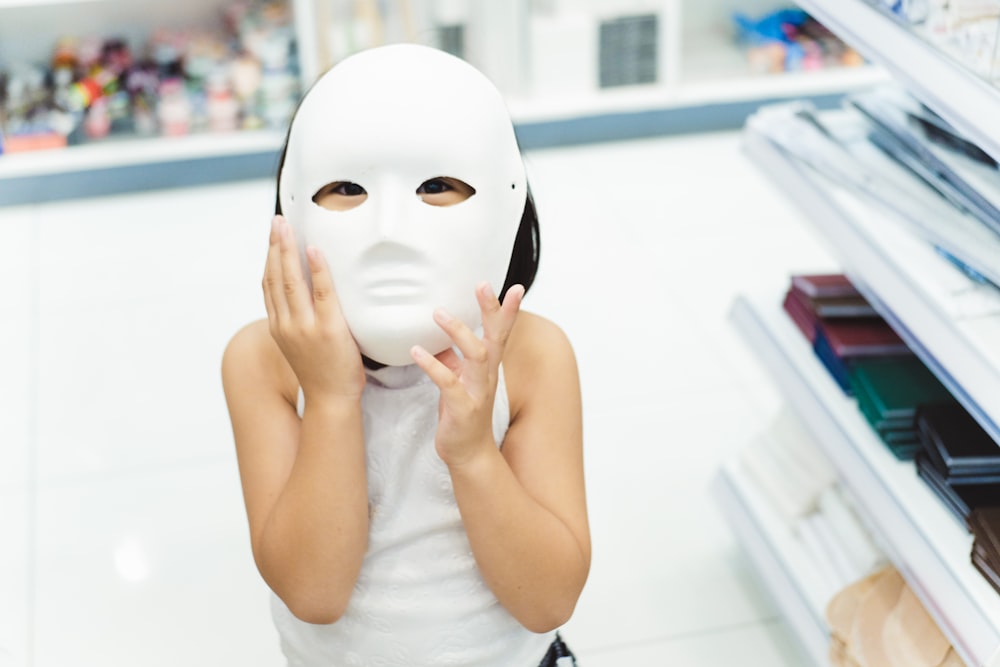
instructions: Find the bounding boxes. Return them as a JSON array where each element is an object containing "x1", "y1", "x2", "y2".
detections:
[{"x1": 262, "y1": 215, "x2": 366, "y2": 401}]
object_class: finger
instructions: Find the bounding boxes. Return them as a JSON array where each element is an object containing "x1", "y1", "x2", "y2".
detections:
[
  {"x1": 480, "y1": 282, "x2": 523, "y2": 365},
  {"x1": 277, "y1": 217, "x2": 312, "y2": 321},
  {"x1": 305, "y1": 246, "x2": 343, "y2": 327},
  {"x1": 411, "y1": 345, "x2": 467, "y2": 402},
  {"x1": 434, "y1": 347, "x2": 463, "y2": 376},
  {"x1": 433, "y1": 308, "x2": 490, "y2": 390},
  {"x1": 263, "y1": 216, "x2": 290, "y2": 324}
]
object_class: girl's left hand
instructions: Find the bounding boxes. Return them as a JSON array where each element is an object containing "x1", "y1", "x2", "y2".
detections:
[{"x1": 411, "y1": 282, "x2": 525, "y2": 468}]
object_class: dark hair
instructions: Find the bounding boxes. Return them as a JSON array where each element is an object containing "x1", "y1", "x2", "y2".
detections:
[{"x1": 273, "y1": 137, "x2": 540, "y2": 305}]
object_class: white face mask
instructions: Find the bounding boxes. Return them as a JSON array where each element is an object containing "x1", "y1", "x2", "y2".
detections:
[{"x1": 279, "y1": 44, "x2": 527, "y2": 366}]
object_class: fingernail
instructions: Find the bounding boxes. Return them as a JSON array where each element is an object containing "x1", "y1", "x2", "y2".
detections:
[
  {"x1": 434, "y1": 308, "x2": 453, "y2": 323},
  {"x1": 411, "y1": 345, "x2": 426, "y2": 359}
]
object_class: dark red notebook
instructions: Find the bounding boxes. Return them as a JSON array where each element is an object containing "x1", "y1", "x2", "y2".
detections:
[
  {"x1": 791, "y1": 273, "x2": 862, "y2": 300},
  {"x1": 783, "y1": 288, "x2": 820, "y2": 343},
  {"x1": 816, "y1": 317, "x2": 910, "y2": 358}
]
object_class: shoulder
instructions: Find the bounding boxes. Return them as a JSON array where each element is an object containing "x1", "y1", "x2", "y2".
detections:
[
  {"x1": 503, "y1": 311, "x2": 580, "y2": 416},
  {"x1": 505, "y1": 310, "x2": 575, "y2": 364},
  {"x1": 222, "y1": 319, "x2": 298, "y2": 407}
]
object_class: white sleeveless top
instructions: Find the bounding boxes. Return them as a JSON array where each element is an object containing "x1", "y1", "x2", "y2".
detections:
[{"x1": 271, "y1": 363, "x2": 555, "y2": 666}]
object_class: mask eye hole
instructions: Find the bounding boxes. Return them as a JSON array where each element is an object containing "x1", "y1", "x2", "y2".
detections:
[
  {"x1": 313, "y1": 181, "x2": 368, "y2": 211},
  {"x1": 417, "y1": 177, "x2": 476, "y2": 207}
]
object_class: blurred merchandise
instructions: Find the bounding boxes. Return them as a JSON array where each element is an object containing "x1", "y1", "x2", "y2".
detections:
[
  {"x1": 733, "y1": 9, "x2": 866, "y2": 74},
  {"x1": 864, "y1": 0, "x2": 1000, "y2": 81},
  {"x1": 0, "y1": 0, "x2": 299, "y2": 154}
]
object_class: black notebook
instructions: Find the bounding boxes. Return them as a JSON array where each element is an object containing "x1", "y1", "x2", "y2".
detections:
[{"x1": 916, "y1": 402, "x2": 1000, "y2": 478}]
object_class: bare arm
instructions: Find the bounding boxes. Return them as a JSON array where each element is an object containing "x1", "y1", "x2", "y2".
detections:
[
  {"x1": 411, "y1": 288, "x2": 590, "y2": 632},
  {"x1": 222, "y1": 216, "x2": 369, "y2": 624}
]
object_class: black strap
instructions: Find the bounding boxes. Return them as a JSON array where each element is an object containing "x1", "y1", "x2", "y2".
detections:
[{"x1": 537, "y1": 633, "x2": 576, "y2": 667}]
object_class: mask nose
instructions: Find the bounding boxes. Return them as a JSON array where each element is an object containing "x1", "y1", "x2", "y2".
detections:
[{"x1": 373, "y1": 182, "x2": 410, "y2": 241}]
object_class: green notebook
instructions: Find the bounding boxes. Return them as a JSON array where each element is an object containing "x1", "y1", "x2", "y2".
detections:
[
  {"x1": 848, "y1": 357, "x2": 953, "y2": 421},
  {"x1": 855, "y1": 389, "x2": 914, "y2": 433}
]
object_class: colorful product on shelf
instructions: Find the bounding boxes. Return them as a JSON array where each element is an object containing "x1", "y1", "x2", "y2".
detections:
[
  {"x1": 782, "y1": 273, "x2": 910, "y2": 395},
  {"x1": 733, "y1": 9, "x2": 865, "y2": 75},
  {"x1": 0, "y1": 0, "x2": 299, "y2": 153},
  {"x1": 782, "y1": 273, "x2": 963, "y2": 461}
]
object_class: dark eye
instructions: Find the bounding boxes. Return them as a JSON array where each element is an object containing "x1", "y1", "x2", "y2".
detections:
[
  {"x1": 334, "y1": 182, "x2": 366, "y2": 197},
  {"x1": 417, "y1": 179, "x2": 451, "y2": 195},
  {"x1": 312, "y1": 181, "x2": 368, "y2": 211},
  {"x1": 415, "y1": 177, "x2": 476, "y2": 207}
]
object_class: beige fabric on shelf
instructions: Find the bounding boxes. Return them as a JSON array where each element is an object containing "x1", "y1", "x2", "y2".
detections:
[
  {"x1": 826, "y1": 566, "x2": 892, "y2": 645},
  {"x1": 883, "y1": 584, "x2": 951, "y2": 667},
  {"x1": 850, "y1": 567, "x2": 905, "y2": 667},
  {"x1": 938, "y1": 648, "x2": 967, "y2": 667},
  {"x1": 830, "y1": 637, "x2": 862, "y2": 667},
  {"x1": 825, "y1": 565, "x2": 966, "y2": 667}
]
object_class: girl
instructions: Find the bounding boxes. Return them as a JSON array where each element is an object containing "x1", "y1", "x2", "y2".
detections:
[{"x1": 222, "y1": 43, "x2": 589, "y2": 666}]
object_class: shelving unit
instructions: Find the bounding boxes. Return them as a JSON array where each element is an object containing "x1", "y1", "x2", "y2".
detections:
[
  {"x1": 730, "y1": 293, "x2": 1000, "y2": 667},
  {"x1": 714, "y1": 2, "x2": 1000, "y2": 665},
  {"x1": 742, "y1": 124, "x2": 1000, "y2": 447},
  {"x1": 720, "y1": 0, "x2": 1000, "y2": 667},
  {"x1": 711, "y1": 459, "x2": 830, "y2": 666}
]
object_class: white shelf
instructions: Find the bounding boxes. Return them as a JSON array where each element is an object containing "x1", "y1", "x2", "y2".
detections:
[
  {"x1": 730, "y1": 292, "x2": 1000, "y2": 667},
  {"x1": 505, "y1": 65, "x2": 887, "y2": 124},
  {"x1": 711, "y1": 460, "x2": 831, "y2": 666},
  {"x1": 0, "y1": 130, "x2": 286, "y2": 179},
  {"x1": 742, "y1": 124, "x2": 1000, "y2": 448},
  {"x1": 794, "y1": 0, "x2": 1000, "y2": 164}
]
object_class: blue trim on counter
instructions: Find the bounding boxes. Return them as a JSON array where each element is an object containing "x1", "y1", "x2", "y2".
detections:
[
  {"x1": 515, "y1": 93, "x2": 845, "y2": 149},
  {"x1": 0, "y1": 93, "x2": 847, "y2": 206},
  {"x1": 0, "y1": 151, "x2": 284, "y2": 206}
]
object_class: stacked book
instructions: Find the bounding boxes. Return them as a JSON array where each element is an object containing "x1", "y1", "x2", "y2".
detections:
[
  {"x1": 970, "y1": 508, "x2": 1000, "y2": 596},
  {"x1": 783, "y1": 273, "x2": 906, "y2": 394},
  {"x1": 783, "y1": 273, "x2": 954, "y2": 459},
  {"x1": 847, "y1": 357, "x2": 954, "y2": 460},
  {"x1": 914, "y1": 402, "x2": 1000, "y2": 528}
]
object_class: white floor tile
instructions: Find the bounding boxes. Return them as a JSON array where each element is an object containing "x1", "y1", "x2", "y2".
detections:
[
  {"x1": 569, "y1": 619, "x2": 809, "y2": 666},
  {"x1": 34, "y1": 181, "x2": 272, "y2": 483},
  {"x1": 0, "y1": 205, "x2": 35, "y2": 667},
  {"x1": 33, "y1": 461, "x2": 281, "y2": 667},
  {"x1": 563, "y1": 389, "x2": 783, "y2": 653}
]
